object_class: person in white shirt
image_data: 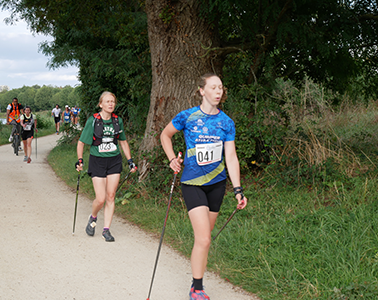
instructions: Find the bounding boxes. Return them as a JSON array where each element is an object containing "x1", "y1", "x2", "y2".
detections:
[{"x1": 51, "y1": 104, "x2": 62, "y2": 134}]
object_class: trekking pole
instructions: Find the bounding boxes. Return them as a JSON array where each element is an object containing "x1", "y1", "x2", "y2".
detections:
[
  {"x1": 72, "y1": 171, "x2": 80, "y2": 235},
  {"x1": 146, "y1": 152, "x2": 181, "y2": 300},
  {"x1": 116, "y1": 167, "x2": 138, "y2": 194},
  {"x1": 35, "y1": 126, "x2": 37, "y2": 159},
  {"x1": 212, "y1": 199, "x2": 245, "y2": 241}
]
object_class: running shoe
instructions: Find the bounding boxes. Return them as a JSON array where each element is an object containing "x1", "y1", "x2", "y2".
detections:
[
  {"x1": 190, "y1": 289, "x2": 210, "y2": 300},
  {"x1": 85, "y1": 215, "x2": 97, "y2": 236},
  {"x1": 189, "y1": 284, "x2": 194, "y2": 298},
  {"x1": 102, "y1": 229, "x2": 115, "y2": 242},
  {"x1": 9, "y1": 136, "x2": 13, "y2": 142},
  {"x1": 23, "y1": 156, "x2": 28, "y2": 162},
  {"x1": 27, "y1": 157, "x2": 31, "y2": 163}
]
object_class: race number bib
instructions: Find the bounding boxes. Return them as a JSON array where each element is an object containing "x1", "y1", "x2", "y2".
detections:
[
  {"x1": 24, "y1": 124, "x2": 32, "y2": 131},
  {"x1": 98, "y1": 137, "x2": 117, "y2": 153},
  {"x1": 196, "y1": 141, "x2": 223, "y2": 166},
  {"x1": 99, "y1": 142, "x2": 117, "y2": 153}
]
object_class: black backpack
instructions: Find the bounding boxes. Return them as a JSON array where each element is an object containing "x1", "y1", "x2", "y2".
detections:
[{"x1": 92, "y1": 113, "x2": 121, "y2": 146}]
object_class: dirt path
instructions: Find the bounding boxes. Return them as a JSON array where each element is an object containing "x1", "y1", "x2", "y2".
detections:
[{"x1": 0, "y1": 134, "x2": 258, "y2": 300}]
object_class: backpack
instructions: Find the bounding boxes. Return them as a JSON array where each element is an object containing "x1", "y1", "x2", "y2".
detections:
[
  {"x1": 92, "y1": 113, "x2": 121, "y2": 146},
  {"x1": 8, "y1": 103, "x2": 23, "y2": 113},
  {"x1": 22, "y1": 114, "x2": 34, "y2": 130}
]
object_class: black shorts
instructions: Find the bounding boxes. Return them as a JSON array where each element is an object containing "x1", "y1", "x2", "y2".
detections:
[
  {"x1": 54, "y1": 116, "x2": 61, "y2": 123},
  {"x1": 87, "y1": 154, "x2": 123, "y2": 178},
  {"x1": 21, "y1": 130, "x2": 34, "y2": 141},
  {"x1": 181, "y1": 179, "x2": 226, "y2": 212}
]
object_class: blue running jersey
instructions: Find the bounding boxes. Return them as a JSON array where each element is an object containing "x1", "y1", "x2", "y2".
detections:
[{"x1": 172, "y1": 106, "x2": 235, "y2": 186}]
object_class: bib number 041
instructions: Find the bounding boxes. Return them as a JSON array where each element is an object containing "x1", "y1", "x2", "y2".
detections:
[{"x1": 196, "y1": 141, "x2": 223, "y2": 166}]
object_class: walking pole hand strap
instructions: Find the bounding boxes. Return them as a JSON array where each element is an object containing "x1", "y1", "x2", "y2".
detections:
[
  {"x1": 233, "y1": 186, "x2": 244, "y2": 200},
  {"x1": 75, "y1": 158, "x2": 84, "y2": 169},
  {"x1": 128, "y1": 158, "x2": 136, "y2": 170}
]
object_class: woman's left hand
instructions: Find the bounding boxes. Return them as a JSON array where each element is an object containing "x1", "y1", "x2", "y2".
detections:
[{"x1": 236, "y1": 194, "x2": 247, "y2": 210}]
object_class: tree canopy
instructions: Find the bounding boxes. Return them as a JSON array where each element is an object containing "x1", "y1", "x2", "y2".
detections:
[
  {"x1": 0, "y1": 85, "x2": 80, "y2": 112},
  {"x1": 1, "y1": 0, "x2": 378, "y2": 169},
  {"x1": 2, "y1": 0, "x2": 377, "y2": 96}
]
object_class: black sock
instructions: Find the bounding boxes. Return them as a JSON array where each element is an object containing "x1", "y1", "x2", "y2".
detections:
[{"x1": 193, "y1": 278, "x2": 203, "y2": 291}]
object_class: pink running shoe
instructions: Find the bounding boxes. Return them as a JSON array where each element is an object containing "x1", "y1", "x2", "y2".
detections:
[
  {"x1": 190, "y1": 289, "x2": 210, "y2": 300},
  {"x1": 189, "y1": 284, "x2": 194, "y2": 298}
]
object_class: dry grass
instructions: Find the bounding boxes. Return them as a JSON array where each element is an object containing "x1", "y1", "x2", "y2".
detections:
[{"x1": 273, "y1": 79, "x2": 378, "y2": 178}]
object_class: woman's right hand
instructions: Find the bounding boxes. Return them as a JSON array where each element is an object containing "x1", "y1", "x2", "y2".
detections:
[
  {"x1": 169, "y1": 153, "x2": 183, "y2": 173},
  {"x1": 75, "y1": 158, "x2": 83, "y2": 172}
]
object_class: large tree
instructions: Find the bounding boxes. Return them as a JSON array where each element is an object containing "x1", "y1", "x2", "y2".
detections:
[{"x1": 139, "y1": 0, "x2": 224, "y2": 177}]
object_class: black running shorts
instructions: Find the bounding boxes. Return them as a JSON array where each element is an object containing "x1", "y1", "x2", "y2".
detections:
[
  {"x1": 87, "y1": 154, "x2": 123, "y2": 178},
  {"x1": 21, "y1": 130, "x2": 34, "y2": 141},
  {"x1": 181, "y1": 179, "x2": 226, "y2": 212}
]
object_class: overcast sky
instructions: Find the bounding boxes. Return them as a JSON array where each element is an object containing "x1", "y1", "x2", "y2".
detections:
[{"x1": 0, "y1": 10, "x2": 80, "y2": 90}]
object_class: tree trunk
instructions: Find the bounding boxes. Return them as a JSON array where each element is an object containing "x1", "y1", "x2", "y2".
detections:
[{"x1": 139, "y1": 0, "x2": 222, "y2": 179}]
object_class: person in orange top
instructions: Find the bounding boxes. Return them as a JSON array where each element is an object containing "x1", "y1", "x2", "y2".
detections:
[{"x1": 6, "y1": 97, "x2": 24, "y2": 143}]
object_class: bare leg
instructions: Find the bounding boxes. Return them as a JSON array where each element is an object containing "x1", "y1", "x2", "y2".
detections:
[
  {"x1": 91, "y1": 177, "x2": 107, "y2": 218},
  {"x1": 22, "y1": 139, "x2": 27, "y2": 156},
  {"x1": 26, "y1": 137, "x2": 33, "y2": 158},
  {"x1": 91, "y1": 173, "x2": 120, "y2": 228},
  {"x1": 103, "y1": 173, "x2": 120, "y2": 228},
  {"x1": 188, "y1": 206, "x2": 218, "y2": 279}
]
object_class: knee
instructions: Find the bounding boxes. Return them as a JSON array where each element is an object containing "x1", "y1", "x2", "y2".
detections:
[
  {"x1": 95, "y1": 197, "x2": 106, "y2": 206},
  {"x1": 194, "y1": 235, "x2": 211, "y2": 250},
  {"x1": 106, "y1": 192, "x2": 116, "y2": 203}
]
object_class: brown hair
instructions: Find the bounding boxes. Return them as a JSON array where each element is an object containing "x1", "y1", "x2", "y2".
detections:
[
  {"x1": 195, "y1": 73, "x2": 228, "y2": 103},
  {"x1": 97, "y1": 91, "x2": 117, "y2": 107}
]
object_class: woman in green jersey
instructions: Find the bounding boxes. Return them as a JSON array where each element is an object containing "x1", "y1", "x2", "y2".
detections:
[{"x1": 75, "y1": 91, "x2": 136, "y2": 242}]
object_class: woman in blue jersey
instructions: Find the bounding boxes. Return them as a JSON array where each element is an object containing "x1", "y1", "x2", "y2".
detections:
[
  {"x1": 161, "y1": 73, "x2": 247, "y2": 300},
  {"x1": 62, "y1": 105, "x2": 72, "y2": 124}
]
